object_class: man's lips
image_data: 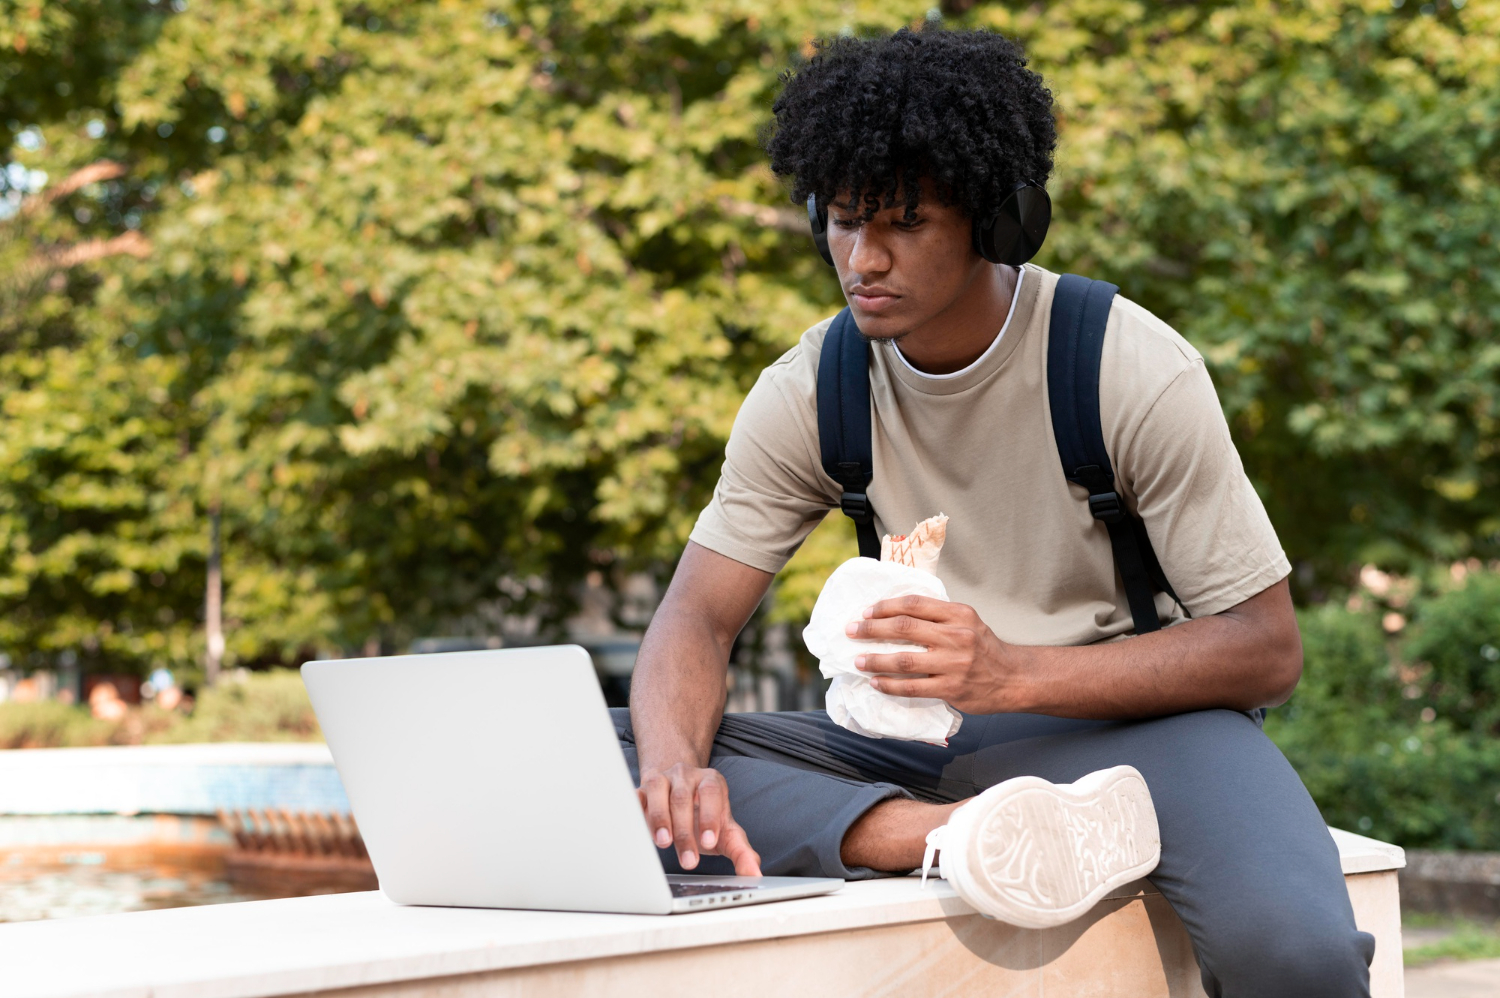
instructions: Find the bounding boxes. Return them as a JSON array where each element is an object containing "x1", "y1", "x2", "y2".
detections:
[{"x1": 850, "y1": 289, "x2": 902, "y2": 312}]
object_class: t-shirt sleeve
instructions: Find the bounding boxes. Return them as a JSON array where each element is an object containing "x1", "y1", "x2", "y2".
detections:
[
  {"x1": 688, "y1": 364, "x2": 836, "y2": 575},
  {"x1": 1118, "y1": 358, "x2": 1291, "y2": 617}
]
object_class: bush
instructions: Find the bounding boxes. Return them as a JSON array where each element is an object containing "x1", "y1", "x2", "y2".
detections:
[
  {"x1": 1269, "y1": 576, "x2": 1500, "y2": 850},
  {"x1": 0, "y1": 669, "x2": 322, "y2": 748},
  {"x1": 150, "y1": 669, "x2": 321, "y2": 744},
  {"x1": 1403, "y1": 572, "x2": 1500, "y2": 736},
  {"x1": 0, "y1": 700, "x2": 117, "y2": 749}
]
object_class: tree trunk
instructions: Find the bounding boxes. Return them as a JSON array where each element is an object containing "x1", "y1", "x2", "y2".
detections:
[{"x1": 206, "y1": 506, "x2": 224, "y2": 685}]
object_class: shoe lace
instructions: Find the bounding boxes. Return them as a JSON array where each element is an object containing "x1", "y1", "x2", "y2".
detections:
[{"x1": 920, "y1": 825, "x2": 945, "y2": 886}]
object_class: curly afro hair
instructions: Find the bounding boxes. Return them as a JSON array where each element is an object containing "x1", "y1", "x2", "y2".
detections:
[{"x1": 766, "y1": 27, "x2": 1056, "y2": 221}]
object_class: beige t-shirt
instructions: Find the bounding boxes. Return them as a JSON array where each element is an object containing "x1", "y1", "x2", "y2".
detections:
[{"x1": 690, "y1": 265, "x2": 1290, "y2": 646}]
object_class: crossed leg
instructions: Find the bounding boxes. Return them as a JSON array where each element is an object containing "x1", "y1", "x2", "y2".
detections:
[{"x1": 612, "y1": 707, "x2": 1375, "y2": 997}]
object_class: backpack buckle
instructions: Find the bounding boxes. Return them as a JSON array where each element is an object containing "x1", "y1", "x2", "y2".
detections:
[
  {"x1": 1087, "y1": 491, "x2": 1126, "y2": 523},
  {"x1": 840, "y1": 491, "x2": 874, "y2": 524}
]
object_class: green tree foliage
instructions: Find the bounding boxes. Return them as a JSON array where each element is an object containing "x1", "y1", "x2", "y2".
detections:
[
  {"x1": 2, "y1": 0, "x2": 1497, "y2": 679},
  {"x1": 986, "y1": 1, "x2": 1500, "y2": 586}
]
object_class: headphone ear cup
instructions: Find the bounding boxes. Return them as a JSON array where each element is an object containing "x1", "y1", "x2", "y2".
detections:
[
  {"x1": 973, "y1": 184, "x2": 1052, "y2": 266},
  {"x1": 807, "y1": 194, "x2": 834, "y2": 267}
]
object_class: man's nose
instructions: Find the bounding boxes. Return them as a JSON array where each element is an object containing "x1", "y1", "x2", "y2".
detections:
[{"x1": 845, "y1": 226, "x2": 893, "y2": 276}]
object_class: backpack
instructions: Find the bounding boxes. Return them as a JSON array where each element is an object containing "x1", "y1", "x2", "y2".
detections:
[{"x1": 814, "y1": 274, "x2": 1184, "y2": 635}]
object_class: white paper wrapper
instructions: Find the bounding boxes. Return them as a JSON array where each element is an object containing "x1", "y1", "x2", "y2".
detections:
[{"x1": 802, "y1": 557, "x2": 963, "y2": 746}]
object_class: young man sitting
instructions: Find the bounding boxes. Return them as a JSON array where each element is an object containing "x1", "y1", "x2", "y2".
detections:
[{"x1": 616, "y1": 27, "x2": 1374, "y2": 997}]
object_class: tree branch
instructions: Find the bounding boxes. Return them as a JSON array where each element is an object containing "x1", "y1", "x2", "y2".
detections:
[
  {"x1": 46, "y1": 230, "x2": 153, "y2": 268},
  {"x1": 42, "y1": 160, "x2": 129, "y2": 204}
]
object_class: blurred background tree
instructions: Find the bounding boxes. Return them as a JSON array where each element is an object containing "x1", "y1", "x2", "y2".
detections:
[{"x1": 1, "y1": 0, "x2": 1496, "y2": 685}]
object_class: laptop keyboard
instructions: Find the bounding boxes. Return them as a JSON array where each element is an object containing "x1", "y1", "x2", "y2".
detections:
[{"x1": 670, "y1": 882, "x2": 763, "y2": 898}]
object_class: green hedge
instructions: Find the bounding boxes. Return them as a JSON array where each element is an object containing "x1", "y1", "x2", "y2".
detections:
[
  {"x1": 1269, "y1": 573, "x2": 1500, "y2": 849},
  {"x1": 0, "y1": 669, "x2": 320, "y2": 748},
  {"x1": 0, "y1": 700, "x2": 120, "y2": 749}
]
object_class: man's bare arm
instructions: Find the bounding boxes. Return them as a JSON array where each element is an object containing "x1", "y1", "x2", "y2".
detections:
[
  {"x1": 630, "y1": 541, "x2": 773, "y2": 874},
  {"x1": 850, "y1": 578, "x2": 1302, "y2": 718}
]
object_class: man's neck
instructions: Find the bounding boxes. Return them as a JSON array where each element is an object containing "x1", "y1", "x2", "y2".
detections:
[{"x1": 892, "y1": 264, "x2": 1018, "y2": 375}]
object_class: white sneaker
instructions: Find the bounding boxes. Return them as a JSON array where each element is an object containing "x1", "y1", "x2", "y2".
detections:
[{"x1": 920, "y1": 765, "x2": 1161, "y2": 929}]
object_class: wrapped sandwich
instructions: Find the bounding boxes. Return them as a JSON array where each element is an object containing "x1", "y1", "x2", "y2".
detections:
[{"x1": 803, "y1": 514, "x2": 963, "y2": 745}]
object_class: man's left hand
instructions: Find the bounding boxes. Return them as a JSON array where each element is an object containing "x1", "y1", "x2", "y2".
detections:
[{"x1": 846, "y1": 596, "x2": 1024, "y2": 714}]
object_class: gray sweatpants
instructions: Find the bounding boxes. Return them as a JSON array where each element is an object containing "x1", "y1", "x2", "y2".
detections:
[{"x1": 613, "y1": 707, "x2": 1375, "y2": 998}]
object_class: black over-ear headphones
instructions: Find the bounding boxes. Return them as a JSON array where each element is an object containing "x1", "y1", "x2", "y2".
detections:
[{"x1": 807, "y1": 180, "x2": 1052, "y2": 268}]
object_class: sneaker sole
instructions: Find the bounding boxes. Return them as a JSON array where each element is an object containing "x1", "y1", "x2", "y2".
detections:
[{"x1": 946, "y1": 765, "x2": 1161, "y2": 929}]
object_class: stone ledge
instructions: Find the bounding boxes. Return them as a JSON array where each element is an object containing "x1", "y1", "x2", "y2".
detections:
[
  {"x1": 0, "y1": 743, "x2": 345, "y2": 817},
  {"x1": 1401, "y1": 847, "x2": 1500, "y2": 918},
  {"x1": 0, "y1": 828, "x2": 1404, "y2": 998},
  {"x1": 1331, "y1": 827, "x2": 1407, "y2": 875}
]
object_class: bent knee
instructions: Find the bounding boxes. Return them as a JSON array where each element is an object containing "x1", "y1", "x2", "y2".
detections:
[{"x1": 1202, "y1": 921, "x2": 1373, "y2": 997}]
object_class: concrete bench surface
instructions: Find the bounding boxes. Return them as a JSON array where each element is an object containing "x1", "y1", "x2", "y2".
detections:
[{"x1": 1, "y1": 828, "x2": 1405, "y2": 998}]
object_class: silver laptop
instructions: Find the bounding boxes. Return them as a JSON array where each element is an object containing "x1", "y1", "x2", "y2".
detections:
[{"x1": 301, "y1": 646, "x2": 843, "y2": 915}]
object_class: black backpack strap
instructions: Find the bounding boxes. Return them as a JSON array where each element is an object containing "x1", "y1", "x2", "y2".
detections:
[
  {"x1": 816, "y1": 308, "x2": 881, "y2": 559},
  {"x1": 1048, "y1": 274, "x2": 1186, "y2": 634}
]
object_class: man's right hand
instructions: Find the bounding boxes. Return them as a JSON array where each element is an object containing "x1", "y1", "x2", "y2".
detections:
[{"x1": 637, "y1": 763, "x2": 762, "y2": 876}]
